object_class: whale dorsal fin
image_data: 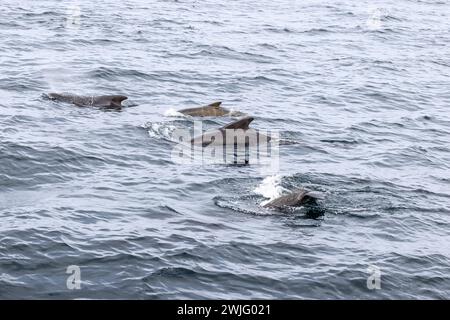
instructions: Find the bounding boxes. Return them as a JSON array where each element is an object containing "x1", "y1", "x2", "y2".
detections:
[
  {"x1": 222, "y1": 116, "x2": 254, "y2": 130},
  {"x1": 207, "y1": 101, "x2": 222, "y2": 108}
]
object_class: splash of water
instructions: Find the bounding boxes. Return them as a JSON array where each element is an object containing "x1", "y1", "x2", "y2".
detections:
[
  {"x1": 164, "y1": 108, "x2": 188, "y2": 117},
  {"x1": 143, "y1": 122, "x2": 178, "y2": 140},
  {"x1": 253, "y1": 174, "x2": 287, "y2": 206}
]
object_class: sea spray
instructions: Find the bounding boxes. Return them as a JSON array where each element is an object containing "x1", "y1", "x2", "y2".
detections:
[{"x1": 253, "y1": 175, "x2": 287, "y2": 206}]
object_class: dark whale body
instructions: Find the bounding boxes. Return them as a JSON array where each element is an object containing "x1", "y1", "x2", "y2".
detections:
[
  {"x1": 178, "y1": 101, "x2": 244, "y2": 117},
  {"x1": 190, "y1": 116, "x2": 272, "y2": 148},
  {"x1": 263, "y1": 188, "x2": 322, "y2": 209},
  {"x1": 46, "y1": 93, "x2": 128, "y2": 109}
]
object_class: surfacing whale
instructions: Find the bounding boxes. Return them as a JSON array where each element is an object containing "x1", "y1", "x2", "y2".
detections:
[
  {"x1": 178, "y1": 101, "x2": 244, "y2": 117},
  {"x1": 46, "y1": 93, "x2": 128, "y2": 109},
  {"x1": 190, "y1": 116, "x2": 272, "y2": 148},
  {"x1": 263, "y1": 188, "x2": 322, "y2": 209}
]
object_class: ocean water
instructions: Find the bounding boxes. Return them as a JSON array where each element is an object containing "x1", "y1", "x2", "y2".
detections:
[{"x1": 1, "y1": 0, "x2": 449, "y2": 299}]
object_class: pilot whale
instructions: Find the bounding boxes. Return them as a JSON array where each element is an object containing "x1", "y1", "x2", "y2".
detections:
[
  {"x1": 46, "y1": 93, "x2": 128, "y2": 109},
  {"x1": 178, "y1": 101, "x2": 244, "y2": 117},
  {"x1": 190, "y1": 116, "x2": 273, "y2": 148},
  {"x1": 263, "y1": 188, "x2": 322, "y2": 209}
]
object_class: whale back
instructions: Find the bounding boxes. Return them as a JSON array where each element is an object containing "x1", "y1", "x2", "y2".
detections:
[
  {"x1": 263, "y1": 188, "x2": 321, "y2": 208},
  {"x1": 221, "y1": 116, "x2": 254, "y2": 130},
  {"x1": 47, "y1": 93, "x2": 127, "y2": 108},
  {"x1": 93, "y1": 95, "x2": 128, "y2": 108},
  {"x1": 179, "y1": 101, "x2": 231, "y2": 116},
  {"x1": 190, "y1": 116, "x2": 258, "y2": 147}
]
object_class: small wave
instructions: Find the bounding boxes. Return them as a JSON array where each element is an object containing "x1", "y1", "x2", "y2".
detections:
[
  {"x1": 87, "y1": 67, "x2": 151, "y2": 80},
  {"x1": 300, "y1": 28, "x2": 330, "y2": 34},
  {"x1": 213, "y1": 195, "x2": 279, "y2": 216},
  {"x1": 320, "y1": 138, "x2": 360, "y2": 145},
  {"x1": 264, "y1": 26, "x2": 294, "y2": 33},
  {"x1": 24, "y1": 11, "x2": 58, "y2": 18}
]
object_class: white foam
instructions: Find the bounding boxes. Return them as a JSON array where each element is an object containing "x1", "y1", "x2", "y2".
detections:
[
  {"x1": 225, "y1": 108, "x2": 247, "y2": 117},
  {"x1": 164, "y1": 108, "x2": 187, "y2": 117},
  {"x1": 253, "y1": 174, "x2": 287, "y2": 206},
  {"x1": 144, "y1": 122, "x2": 177, "y2": 140}
]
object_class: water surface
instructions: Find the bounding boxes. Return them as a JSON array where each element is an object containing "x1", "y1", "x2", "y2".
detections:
[{"x1": 0, "y1": 0, "x2": 449, "y2": 299}]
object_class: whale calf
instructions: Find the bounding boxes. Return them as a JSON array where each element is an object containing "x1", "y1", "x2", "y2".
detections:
[
  {"x1": 46, "y1": 93, "x2": 128, "y2": 109},
  {"x1": 190, "y1": 116, "x2": 273, "y2": 148},
  {"x1": 178, "y1": 101, "x2": 244, "y2": 117},
  {"x1": 263, "y1": 188, "x2": 322, "y2": 209}
]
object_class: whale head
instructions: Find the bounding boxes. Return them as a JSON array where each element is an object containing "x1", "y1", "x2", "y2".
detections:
[
  {"x1": 92, "y1": 95, "x2": 129, "y2": 108},
  {"x1": 107, "y1": 95, "x2": 128, "y2": 108}
]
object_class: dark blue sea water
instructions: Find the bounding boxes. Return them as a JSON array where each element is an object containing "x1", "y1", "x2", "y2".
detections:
[{"x1": 1, "y1": 0, "x2": 449, "y2": 299}]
